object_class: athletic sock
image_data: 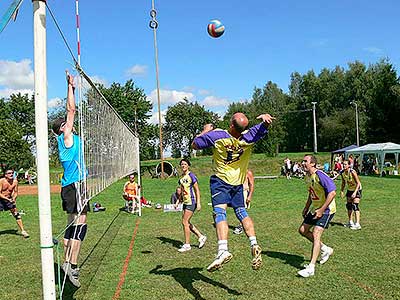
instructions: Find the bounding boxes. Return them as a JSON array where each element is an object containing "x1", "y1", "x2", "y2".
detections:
[
  {"x1": 249, "y1": 236, "x2": 257, "y2": 247},
  {"x1": 217, "y1": 240, "x2": 228, "y2": 256}
]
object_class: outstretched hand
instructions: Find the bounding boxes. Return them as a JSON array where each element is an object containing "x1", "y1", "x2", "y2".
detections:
[
  {"x1": 256, "y1": 114, "x2": 275, "y2": 126},
  {"x1": 66, "y1": 70, "x2": 75, "y2": 88},
  {"x1": 203, "y1": 124, "x2": 214, "y2": 132}
]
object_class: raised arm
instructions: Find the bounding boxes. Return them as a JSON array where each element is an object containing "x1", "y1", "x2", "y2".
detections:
[
  {"x1": 64, "y1": 70, "x2": 76, "y2": 147},
  {"x1": 192, "y1": 124, "x2": 214, "y2": 150}
]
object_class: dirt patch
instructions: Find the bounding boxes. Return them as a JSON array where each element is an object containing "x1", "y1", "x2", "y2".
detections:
[{"x1": 18, "y1": 185, "x2": 61, "y2": 195}]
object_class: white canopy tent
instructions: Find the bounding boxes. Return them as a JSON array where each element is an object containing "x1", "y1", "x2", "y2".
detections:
[{"x1": 345, "y1": 142, "x2": 400, "y2": 176}]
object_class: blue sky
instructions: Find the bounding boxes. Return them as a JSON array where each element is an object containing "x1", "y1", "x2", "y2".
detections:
[{"x1": 1, "y1": 0, "x2": 399, "y2": 122}]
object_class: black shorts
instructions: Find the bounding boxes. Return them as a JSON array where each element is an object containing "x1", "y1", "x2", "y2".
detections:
[
  {"x1": 61, "y1": 182, "x2": 89, "y2": 214},
  {"x1": 0, "y1": 199, "x2": 16, "y2": 211},
  {"x1": 346, "y1": 190, "x2": 362, "y2": 199},
  {"x1": 183, "y1": 202, "x2": 196, "y2": 212},
  {"x1": 303, "y1": 212, "x2": 335, "y2": 229}
]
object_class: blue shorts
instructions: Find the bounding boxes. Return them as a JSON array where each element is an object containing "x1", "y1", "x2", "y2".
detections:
[
  {"x1": 0, "y1": 199, "x2": 16, "y2": 211},
  {"x1": 303, "y1": 212, "x2": 335, "y2": 229},
  {"x1": 183, "y1": 202, "x2": 196, "y2": 212},
  {"x1": 210, "y1": 175, "x2": 244, "y2": 208}
]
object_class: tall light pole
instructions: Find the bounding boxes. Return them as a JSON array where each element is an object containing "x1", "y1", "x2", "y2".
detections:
[
  {"x1": 149, "y1": 0, "x2": 164, "y2": 177},
  {"x1": 350, "y1": 101, "x2": 360, "y2": 146},
  {"x1": 311, "y1": 102, "x2": 318, "y2": 153}
]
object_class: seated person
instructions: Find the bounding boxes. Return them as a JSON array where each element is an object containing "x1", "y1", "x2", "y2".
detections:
[
  {"x1": 123, "y1": 174, "x2": 139, "y2": 213},
  {"x1": 170, "y1": 186, "x2": 182, "y2": 204}
]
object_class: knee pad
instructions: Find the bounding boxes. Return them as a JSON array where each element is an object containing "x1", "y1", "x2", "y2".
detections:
[
  {"x1": 13, "y1": 212, "x2": 21, "y2": 220},
  {"x1": 352, "y1": 203, "x2": 360, "y2": 211},
  {"x1": 346, "y1": 203, "x2": 353, "y2": 211},
  {"x1": 71, "y1": 224, "x2": 88, "y2": 241},
  {"x1": 234, "y1": 207, "x2": 248, "y2": 222},
  {"x1": 213, "y1": 207, "x2": 226, "y2": 224}
]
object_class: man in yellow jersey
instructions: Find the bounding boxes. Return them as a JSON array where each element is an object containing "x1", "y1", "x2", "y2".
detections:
[
  {"x1": 340, "y1": 160, "x2": 362, "y2": 230},
  {"x1": 192, "y1": 112, "x2": 274, "y2": 272},
  {"x1": 298, "y1": 155, "x2": 336, "y2": 278}
]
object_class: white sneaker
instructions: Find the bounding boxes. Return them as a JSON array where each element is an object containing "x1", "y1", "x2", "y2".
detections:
[
  {"x1": 198, "y1": 236, "x2": 207, "y2": 249},
  {"x1": 320, "y1": 247, "x2": 333, "y2": 264},
  {"x1": 21, "y1": 230, "x2": 30, "y2": 238},
  {"x1": 207, "y1": 250, "x2": 233, "y2": 272},
  {"x1": 178, "y1": 244, "x2": 191, "y2": 252},
  {"x1": 251, "y1": 244, "x2": 263, "y2": 270},
  {"x1": 297, "y1": 264, "x2": 315, "y2": 278},
  {"x1": 344, "y1": 221, "x2": 354, "y2": 228},
  {"x1": 351, "y1": 223, "x2": 362, "y2": 230},
  {"x1": 61, "y1": 262, "x2": 81, "y2": 288},
  {"x1": 233, "y1": 225, "x2": 243, "y2": 235}
]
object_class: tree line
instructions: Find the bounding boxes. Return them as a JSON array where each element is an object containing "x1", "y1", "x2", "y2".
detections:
[{"x1": 1, "y1": 59, "x2": 399, "y2": 171}]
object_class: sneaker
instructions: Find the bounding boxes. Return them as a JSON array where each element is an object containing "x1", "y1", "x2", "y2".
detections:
[
  {"x1": 198, "y1": 236, "x2": 207, "y2": 249},
  {"x1": 251, "y1": 244, "x2": 263, "y2": 270},
  {"x1": 21, "y1": 230, "x2": 30, "y2": 238},
  {"x1": 320, "y1": 247, "x2": 333, "y2": 264},
  {"x1": 61, "y1": 262, "x2": 81, "y2": 288},
  {"x1": 351, "y1": 223, "x2": 362, "y2": 230},
  {"x1": 297, "y1": 264, "x2": 315, "y2": 278},
  {"x1": 178, "y1": 244, "x2": 191, "y2": 252},
  {"x1": 207, "y1": 250, "x2": 233, "y2": 272},
  {"x1": 344, "y1": 221, "x2": 354, "y2": 228},
  {"x1": 233, "y1": 225, "x2": 243, "y2": 235}
]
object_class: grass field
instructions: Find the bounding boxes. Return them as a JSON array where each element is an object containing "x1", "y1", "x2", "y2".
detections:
[{"x1": 1, "y1": 154, "x2": 399, "y2": 300}]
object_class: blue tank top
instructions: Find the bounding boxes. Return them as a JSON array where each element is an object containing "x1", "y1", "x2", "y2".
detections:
[{"x1": 57, "y1": 133, "x2": 85, "y2": 187}]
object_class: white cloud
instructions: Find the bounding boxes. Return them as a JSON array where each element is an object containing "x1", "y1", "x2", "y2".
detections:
[
  {"x1": 201, "y1": 95, "x2": 230, "y2": 108},
  {"x1": 126, "y1": 64, "x2": 148, "y2": 77},
  {"x1": 149, "y1": 109, "x2": 167, "y2": 124},
  {"x1": 363, "y1": 47, "x2": 383, "y2": 55},
  {"x1": 198, "y1": 89, "x2": 211, "y2": 96},
  {"x1": 0, "y1": 59, "x2": 34, "y2": 89},
  {"x1": 89, "y1": 75, "x2": 109, "y2": 87},
  {"x1": 147, "y1": 89, "x2": 195, "y2": 105},
  {"x1": 0, "y1": 88, "x2": 33, "y2": 98},
  {"x1": 48, "y1": 97, "x2": 63, "y2": 109}
]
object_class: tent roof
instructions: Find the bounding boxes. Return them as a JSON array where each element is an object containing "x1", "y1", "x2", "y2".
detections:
[
  {"x1": 331, "y1": 144, "x2": 358, "y2": 154},
  {"x1": 346, "y1": 142, "x2": 400, "y2": 154}
]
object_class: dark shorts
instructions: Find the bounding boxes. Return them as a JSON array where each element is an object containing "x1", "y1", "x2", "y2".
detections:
[
  {"x1": 183, "y1": 202, "x2": 196, "y2": 212},
  {"x1": 61, "y1": 182, "x2": 89, "y2": 214},
  {"x1": 346, "y1": 190, "x2": 362, "y2": 199},
  {"x1": 210, "y1": 175, "x2": 244, "y2": 209},
  {"x1": 303, "y1": 212, "x2": 335, "y2": 229},
  {"x1": 0, "y1": 199, "x2": 16, "y2": 211}
]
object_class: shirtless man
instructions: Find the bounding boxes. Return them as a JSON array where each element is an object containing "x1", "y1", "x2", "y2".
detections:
[{"x1": 0, "y1": 169, "x2": 29, "y2": 238}]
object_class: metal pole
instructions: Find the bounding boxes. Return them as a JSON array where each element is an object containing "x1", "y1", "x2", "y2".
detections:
[
  {"x1": 149, "y1": 0, "x2": 164, "y2": 177},
  {"x1": 32, "y1": 1, "x2": 56, "y2": 299},
  {"x1": 355, "y1": 102, "x2": 360, "y2": 146},
  {"x1": 350, "y1": 101, "x2": 360, "y2": 146},
  {"x1": 311, "y1": 102, "x2": 317, "y2": 153}
]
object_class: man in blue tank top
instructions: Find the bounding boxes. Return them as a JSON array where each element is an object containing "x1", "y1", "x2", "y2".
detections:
[{"x1": 52, "y1": 71, "x2": 88, "y2": 288}]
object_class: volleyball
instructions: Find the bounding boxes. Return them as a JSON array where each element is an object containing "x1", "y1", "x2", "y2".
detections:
[{"x1": 207, "y1": 19, "x2": 225, "y2": 38}]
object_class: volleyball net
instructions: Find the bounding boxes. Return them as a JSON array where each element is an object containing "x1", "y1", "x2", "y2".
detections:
[{"x1": 77, "y1": 68, "x2": 140, "y2": 200}]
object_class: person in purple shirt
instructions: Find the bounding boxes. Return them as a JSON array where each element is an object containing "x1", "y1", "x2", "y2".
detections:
[
  {"x1": 192, "y1": 112, "x2": 274, "y2": 272},
  {"x1": 298, "y1": 154, "x2": 337, "y2": 278}
]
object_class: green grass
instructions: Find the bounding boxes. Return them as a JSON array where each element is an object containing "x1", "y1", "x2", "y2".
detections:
[{"x1": 1, "y1": 160, "x2": 399, "y2": 299}]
